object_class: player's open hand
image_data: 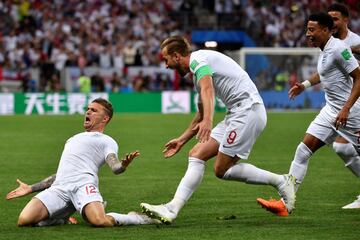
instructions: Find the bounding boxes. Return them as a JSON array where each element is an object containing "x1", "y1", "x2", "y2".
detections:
[
  {"x1": 6, "y1": 179, "x2": 32, "y2": 200},
  {"x1": 163, "y1": 139, "x2": 183, "y2": 158},
  {"x1": 121, "y1": 151, "x2": 140, "y2": 168},
  {"x1": 289, "y1": 82, "x2": 305, "y2": 100}
]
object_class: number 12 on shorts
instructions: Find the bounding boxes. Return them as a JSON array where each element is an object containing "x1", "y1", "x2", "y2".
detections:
[{"x1": 85, "y1": 185, "x2": 97, "y2": 195}]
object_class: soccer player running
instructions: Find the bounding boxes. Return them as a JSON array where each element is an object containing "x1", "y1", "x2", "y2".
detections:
[
  {"x1": 257, "y1": 12, "x2": 360, "y2": 216},
  {"x1": 140, "y1": 36, "x2": 296, "y2": 224},
  {"x1": 259, "y1": 3, "x2": 360, "y2": 212},
  {"x1": 11, "y1": 98, "x2": 160, "y2": 227},
  {"x1": 328, "y1": 3, "x2": 360, "y2": 209}
]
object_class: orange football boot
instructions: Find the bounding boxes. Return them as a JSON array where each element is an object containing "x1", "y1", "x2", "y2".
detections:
[{"x1": 256, "y1": 198, "x2": 289, "y2": 216}]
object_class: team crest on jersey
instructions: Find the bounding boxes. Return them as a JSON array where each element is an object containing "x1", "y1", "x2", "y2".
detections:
[
  {"x1": 341, "y1": 49, "x2": 351, "y2": 60},
  {"x1": 190, "y1": 60, "x2": 199, "y2": 71}
]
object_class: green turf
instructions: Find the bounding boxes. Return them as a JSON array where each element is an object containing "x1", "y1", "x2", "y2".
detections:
[{"x1": 1, "y1": 112, "x2": 359, "y2": 240}]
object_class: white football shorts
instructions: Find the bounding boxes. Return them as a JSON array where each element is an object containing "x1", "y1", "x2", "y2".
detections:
[
  {"x1": 35, "y1": 183, "x2": 103, "y2": 217},
  {"x1": 211, "y1": 103, "x2": 267, "y2": 159},
  {"x1": 306, "y1": 105, "x2": 360, "y2": 148}
]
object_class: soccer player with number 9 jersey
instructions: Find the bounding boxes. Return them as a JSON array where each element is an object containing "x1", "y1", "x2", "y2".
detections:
[{"x1": 140, "y1": 36, "x2": 297, "y2": 223}]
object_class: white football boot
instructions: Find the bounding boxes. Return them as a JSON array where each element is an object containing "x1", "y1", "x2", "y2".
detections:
[
  {"x1": 140, "y1": 203, "x2": 177, "y2": 224},
  {"x1": 277, "y1": 174, "x2": 296, "y2": 213},
  {"x1": 128, "y1": 211, "x2": 162, "y2": 225},
  {"x1": 342, "y1": 195, "x2": 360, "y2": 209}
]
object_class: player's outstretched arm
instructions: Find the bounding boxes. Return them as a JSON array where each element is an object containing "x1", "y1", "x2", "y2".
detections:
[
  {"x1": 106, "y1": 151, "x2": 140, "y2": 174},
  {"x1": 289, "y1": 82, "x2": 305, "y2": 99},
  {"x1": 163, "y1": 138, "x2": 183, "y2": 158},
  {"x1": 6, "y1": 174, "x2": 56, "y2": 200},
  {"x1": 289, "y1": 73, "x2": 321, "y2": 99},
  {"x1": 6, "y1": 179, "x2": 32, "y2": 200},
  {"x1": 121, "y1": 151, "x2": 140, "y2": 168},
  {"x1": 163, "y1": 106, "x2": 204, "y2": 159}
]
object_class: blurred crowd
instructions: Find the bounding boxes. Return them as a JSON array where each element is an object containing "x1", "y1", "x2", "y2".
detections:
[
  {"x1": 0, "y1": 0, "x2": 359, "y2": 92},
  {"x1": 0, "y1": 0, "x2": 185, "y2": 92},
  {"x1": 242, "y1": 0, "x2": 360, "y2": 47}
]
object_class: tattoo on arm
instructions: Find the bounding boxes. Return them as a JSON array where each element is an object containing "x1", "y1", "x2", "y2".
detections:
[
  {"x1": 31, "y1": 174, "x2": 56, "y2": 192},
  {"x1": 105, "y1": 153, "x2": 125, "y2": 174}
]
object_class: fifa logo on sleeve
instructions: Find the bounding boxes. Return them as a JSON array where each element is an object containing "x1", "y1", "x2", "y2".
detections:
[{"x1": 341, "y1": 49, "x2": 351, "y2": 60}]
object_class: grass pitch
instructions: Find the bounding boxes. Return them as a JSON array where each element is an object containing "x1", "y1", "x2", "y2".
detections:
[{"x1": 0, "y1": 112, "x2": 359, "y2": 240}]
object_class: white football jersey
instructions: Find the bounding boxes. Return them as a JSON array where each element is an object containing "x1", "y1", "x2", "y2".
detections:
[
  {"x1": 189, "y1": 50, "x2": 263, "y2": 109},
  {"x1": 343, "y1": 30, "x2": 360, "y2": 47},
  {"x1": 317, "y1": 36, "x2": 360, "y2": 115},
  {"x1": 53, "y1": 131, "x2": 118, "y2": 187}
]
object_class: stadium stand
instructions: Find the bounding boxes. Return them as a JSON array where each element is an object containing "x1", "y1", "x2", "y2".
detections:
[{"x1": 0, "y1": 0, "x2": 359, "y2": 92}]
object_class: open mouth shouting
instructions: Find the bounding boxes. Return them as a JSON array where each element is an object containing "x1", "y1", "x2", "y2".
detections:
[
  {"x1": 85, "y1": 116, "x2": 90, "y2": 124},
  {"x1": 84, "y1": 115, "x2": 92, "y2": 130}
]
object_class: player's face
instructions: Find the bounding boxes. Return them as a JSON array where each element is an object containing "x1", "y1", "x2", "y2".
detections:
[
  {"x1": 83, "y1": 102, "x2": 109, "y2": 131},
  {"x1": 306, "y1": 21, "x2": 330, "y2": 49},
  {"x1": 328, "y1": 11, "x2": 347, "y2": 38},
  {"x1": 161, "y1": 48, "x2": 188, "y2": 76}
]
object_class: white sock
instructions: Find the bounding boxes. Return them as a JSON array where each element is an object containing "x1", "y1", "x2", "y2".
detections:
[
  {"x1": 165, "y1": 157, "x2": 206, "y2": 215},
  {"x1": 333, "y1": 142, "x2": 360, "y2": 177},
  {"x1": 223, "y1": 162, "x2": 283, "y2": 187},
  {"x1": 106, "y1": 212, "x2": 144, "y2": 225},
  {"x1": 289, "y1": 142, "x2": 313, "y2": 191}
]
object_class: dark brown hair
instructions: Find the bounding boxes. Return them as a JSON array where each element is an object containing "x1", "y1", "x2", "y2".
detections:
[
  {"x1": 308, "y1": 12, "x2": 334, "y2": 30},
  {"x1": 327, "y1": 3, "x2": 349, "y2": 17}
]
